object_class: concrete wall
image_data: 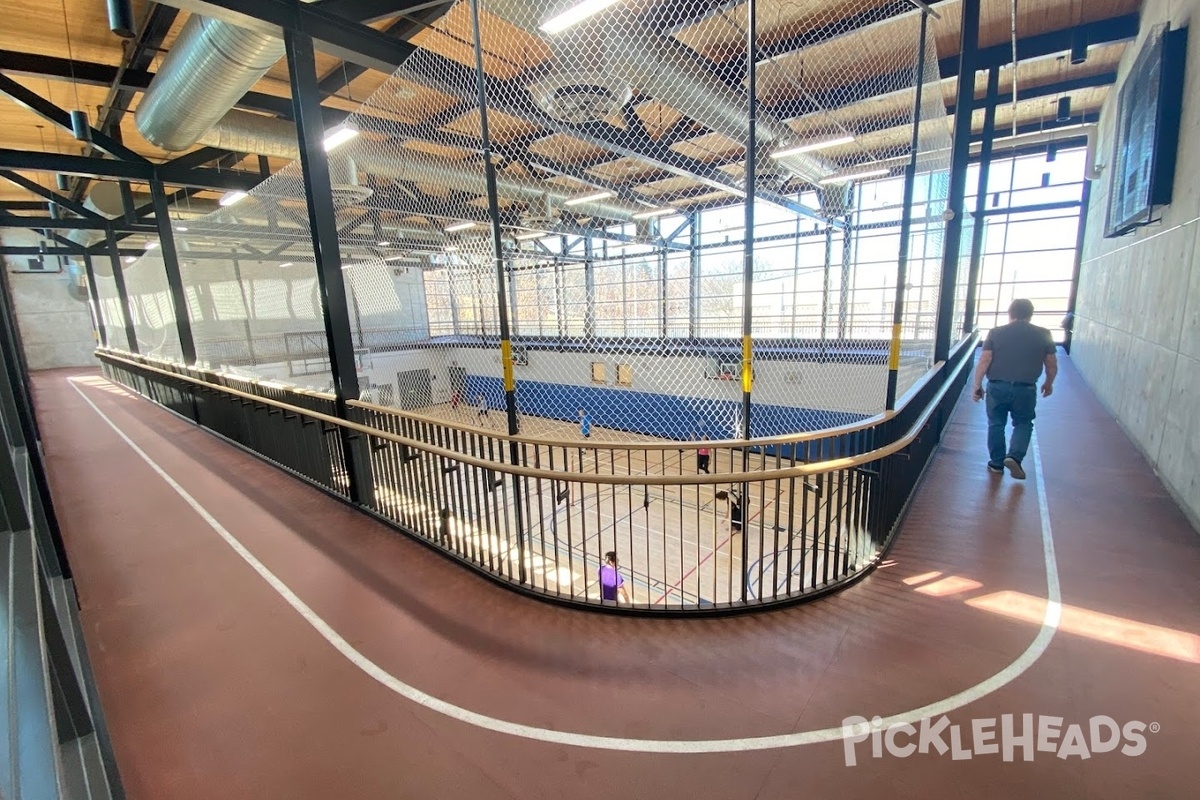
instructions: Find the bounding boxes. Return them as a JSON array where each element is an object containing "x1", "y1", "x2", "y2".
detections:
[
  {"x1": 1072, "y1": 0, "x2": 1200, "y2": 530},
  {"x1": 0, "y1": 231, "x2": 97, "y2": 370}
]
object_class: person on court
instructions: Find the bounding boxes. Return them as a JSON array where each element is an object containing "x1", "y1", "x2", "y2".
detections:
[
  {"x1": 476, "y1": 394, "x2": 489, "y2": 425},
  {"x1": 579, "y1": 408, "x2": 592, "y2": 439},
  {"x1": 696, "y1": 434, "x2": 711, "y2": 474},
  {"x1": 728, "y1": 489, "x2": 743, "y2": 534},
  {"x1": 598, "y1": 551, "x2": 629, "y2": 603},
  {"x1": 972, "y1": 298, "x2": 1057, "y2": 480}
]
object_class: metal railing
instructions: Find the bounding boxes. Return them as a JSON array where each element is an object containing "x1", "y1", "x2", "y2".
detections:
[
  {"x1": 1, "y1": 271, "x2": 126, "y2": 798},
  {"x1": 97, "y1": 333, "x2": 976, "y2": 614}
]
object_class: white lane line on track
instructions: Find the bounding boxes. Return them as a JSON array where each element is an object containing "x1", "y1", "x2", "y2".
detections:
[{"x1": 71, "y1": 377, "x2": 1061, "y2": 753}]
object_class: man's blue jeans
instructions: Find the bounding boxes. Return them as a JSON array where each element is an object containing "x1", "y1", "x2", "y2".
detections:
[{"x1": 985, "y1": 380, "x2": 1037, "y2": 466}]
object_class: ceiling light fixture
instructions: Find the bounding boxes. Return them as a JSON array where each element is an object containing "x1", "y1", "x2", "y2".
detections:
[
  {"x1": 144, "y1": 241, "x2": 159, "y2": 250},
  {"x1": 1070, "y1": 31, "x2": 1089, "y2": 65},
  {"x1": 323, "y1": 123, "x2": 358, "y2": 152},
  {"x1": 219, "y1": 191, "x2": 248, "y2": 207},
  {"x1": 176, "y1": 226, "x2": 188, "y2": 232},
  {"x1": 771, "y1": 135, "x2": 856, "y2": 159},
  {"x1": 278, "y1": 262, "x2": 294, "y2": 268},
  {"x1": 564, "y1": 190, "x2": 614, "y2": 206},
  {"x1": 123, "y1": 256, "x2": 136, "y2": 264},
  {"x1": 631, "y1": 207, "x2": 675, "y2": 220},
  {"x1": 1056, "y1": 96, "x2": 1072, "y2": 122},
  {"x1": 445, "y1": 221, "x2": 476, "y2": 233},
  {"x1": 539, "y1": 0, "x2": 624, "y2": 34},
  {"x1": 817, "y1": 167, "x2": 891, "y2": 185},
  {"x1": 515, "y1": 231, "x2": 546, "y2": 240},
  {"x1": 377, "y1": 240, "x2": 391, "y2": 247}
]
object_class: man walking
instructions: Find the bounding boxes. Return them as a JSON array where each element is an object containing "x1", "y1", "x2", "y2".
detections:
[{"x1": 972, "y1": 299, "x2": 1057, "y2": 479}]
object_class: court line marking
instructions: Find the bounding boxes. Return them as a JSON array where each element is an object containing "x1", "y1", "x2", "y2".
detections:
[{"x1": 70, "y1": 377, "x2": 1061, "y2": 754}]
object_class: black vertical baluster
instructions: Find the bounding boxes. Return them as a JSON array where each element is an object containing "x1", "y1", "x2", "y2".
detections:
[{"x1": 821, "y1": 471, "x2": 835, "y2": 585}]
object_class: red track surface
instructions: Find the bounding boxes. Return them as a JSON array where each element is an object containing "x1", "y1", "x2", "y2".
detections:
[{"x1": 34, "y1": 358, "x2": 1200, "y2": 799}]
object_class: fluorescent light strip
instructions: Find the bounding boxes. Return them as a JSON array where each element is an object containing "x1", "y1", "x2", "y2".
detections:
[
  {"x1": 445, "y1": 221, "x2": 476, "y2": 233},
  {"x1": 219, "y1": 191, "x2": 248, "y2": 207},
  {"x1": 631, "y1": 207, "x2": 674, "y2": 220},
  {"x1": 323, "y1": 124, "x2": 358, "y2": 152},
  {"x1": 278, "y1": 262, "x2": 294, "y2": 268},
  {"x1": 818, "y1": 167, "x2": 891, "y2": 185},
  {"x1": 144, "y1": 241, "x2": 159, "y2": 250},
  {"x1": 563, "y1": 190, "x2": 614, "y2": 207},
  {"x1": 539, "y1": 0, "x2": 624, "y2": 34},
  {"x1": 514, "y1": 231, "x2": 545, "y2": 241},
  {"x1": 771, "y1": 135, "x2": 855, "y2": 159}
]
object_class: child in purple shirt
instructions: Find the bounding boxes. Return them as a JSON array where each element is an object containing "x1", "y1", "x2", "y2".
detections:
[{"x1": 599, "y1": 551, "x2": 629, "y2": 603}]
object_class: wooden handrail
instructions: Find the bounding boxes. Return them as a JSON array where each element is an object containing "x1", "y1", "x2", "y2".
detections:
[{"x1": 97, "y1": 341, "x2": 975, "y2": 487}]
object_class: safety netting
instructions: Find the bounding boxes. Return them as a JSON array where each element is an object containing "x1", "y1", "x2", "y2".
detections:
[{"x1": 104, "y1": 0, "x2": 953, "y2": 440}]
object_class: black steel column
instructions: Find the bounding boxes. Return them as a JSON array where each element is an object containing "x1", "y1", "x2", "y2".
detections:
[
  {"x1": 80, "y1": 252, "x2": 107, "y2": 348},
  {"x1": 284, "y1": 30, "x2": 374, "y2": 506},
  {"x1": 933, "y1": 0, "x2": 980, "y2": 361},
  {"x1": 119, "y1": 181, "x2": 136, "y2": 224},
  {"x1": 1063, "y1": 178, "x2": 1092, "y2": 354},
  {"x1": 740, "y1": 0, "x2": 757, "y2": 442},
  {"x1": 963, "y1": 65, "x2": 999, "y2": 335},
  {"x1": 105, "y1": 228, "x2": 138, "y2": 354},
  {"x1": 737, "y1": 0, "x2": 758, "y2": 603},
  {"x1": 884, "y1": 10, "x2": 930, "y2": 410},
  {"x1": 149, "y1": 178, "x2": 196, "y2": 364},
  {"x1": 469, "y1": 0, "x2": 527, "y2": 581}
]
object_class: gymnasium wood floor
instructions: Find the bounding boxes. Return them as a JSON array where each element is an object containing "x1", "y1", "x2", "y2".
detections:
[
  {"x1": 34, "y1": 356, "x2": 1200, "y2": 800},
  {"x1": 364, "y1": 406, "x2": 861, "y2": 606}
]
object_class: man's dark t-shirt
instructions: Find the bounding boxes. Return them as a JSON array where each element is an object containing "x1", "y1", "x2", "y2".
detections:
[{"x1": 983, "y1": 321, "x2": 1055, "y2": 383}]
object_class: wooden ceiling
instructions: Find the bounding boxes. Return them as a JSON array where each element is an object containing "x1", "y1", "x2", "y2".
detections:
[{"x1": 0, "y1": 0, "x2": 1141, "y2": 213}]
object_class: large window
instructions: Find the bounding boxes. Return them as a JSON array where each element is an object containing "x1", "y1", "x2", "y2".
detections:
[
  {"x1": 423, "y1": 270, "x2": 455, "y2": 337},
  {"x1": 966, "y1": 148, "x2": 1086, "y2": 342},
  {"x1": 422, "y1": 148, "x2": 1084, "y2": 346}
]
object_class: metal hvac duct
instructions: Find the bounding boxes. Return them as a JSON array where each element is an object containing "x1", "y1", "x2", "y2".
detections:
[
  {"x1": 136, "y1": 15, "x2": 285, "y2": 151},
  {"x1": 195, "y1": 109, "x2": 646, "y2": 221},
  {"x1": 481, "y1": 0, "x2": 836, "y2": 185}
]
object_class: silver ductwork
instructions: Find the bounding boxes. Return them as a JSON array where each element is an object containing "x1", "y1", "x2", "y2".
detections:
[
  {"x1": 136, "y1": 15, "x2": 285, "y2": 151},
  {"x1": 195, "y1": 109, "x2": 646, "y2": 221}
]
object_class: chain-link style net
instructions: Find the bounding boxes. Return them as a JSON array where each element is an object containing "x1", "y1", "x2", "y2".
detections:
[
  {"x1": 894, "y1": 20, "x2": 953, "y2": 398},
  {"x1": 110, "y1": 0, "x2": 950, "y2": 435},
  {"x1": 96, "y1": 0, "x2": 961, "y2": 611},
  {"x1": 114, "y1": 253, "x2": 184, "y2": 363}
]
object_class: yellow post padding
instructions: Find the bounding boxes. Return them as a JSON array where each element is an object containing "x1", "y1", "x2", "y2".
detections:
[
  {"x1": 741, "y1": 334, "x2": 753, "y2": 394},
  {"x1": 887, "y1": 323, "x2": 902, "y2": 371},
  {"x1": 500, "y1": 339, "x2": 515, "y2": 392}
]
